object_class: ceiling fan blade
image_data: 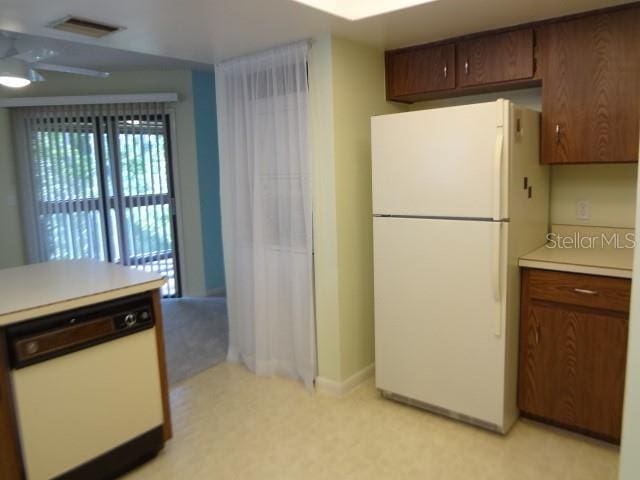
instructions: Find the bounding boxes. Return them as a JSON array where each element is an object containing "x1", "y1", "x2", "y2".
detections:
[
  {"x1": 12, "y1": 48, "x2": 58, "y2": 63},
  {"x1": 27, "y1": 69, "x2": 45, "y2": 82},
  {"x1": 33, "y1": 63, "x2": 110, "y2": 78}
]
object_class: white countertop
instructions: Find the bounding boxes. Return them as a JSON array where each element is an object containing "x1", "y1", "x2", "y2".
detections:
[
  {"x1": 519, "y1": 244, "x2": 633, "y2": 278},
  {"x1": 0, "y1": 260, "x2": 165, "y2": 327},
  {"x1": 519, "y1": 225, "x2": 634, "y2": 278}
]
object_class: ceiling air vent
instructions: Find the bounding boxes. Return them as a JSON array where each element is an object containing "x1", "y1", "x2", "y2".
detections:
[{"x1": 49, "y1": 16, "x2": 124, "y2": 38}]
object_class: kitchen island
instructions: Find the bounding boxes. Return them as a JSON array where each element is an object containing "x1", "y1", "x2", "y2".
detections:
[{"x1": 0, "y1": 260, "x2": 171, "y2": 480}]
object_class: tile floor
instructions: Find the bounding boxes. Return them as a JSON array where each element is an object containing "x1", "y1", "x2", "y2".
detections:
[{"x1": 126, "y1": 363, "x2": 619, "y2": 480}]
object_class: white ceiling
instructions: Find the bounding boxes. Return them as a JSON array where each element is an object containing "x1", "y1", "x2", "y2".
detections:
[
  {"x1": 0, "y1": 31, "x2": 215, "y2": 72},
  {"x1": 0, "y1": 0, "x2": 634, "y2": 70}
]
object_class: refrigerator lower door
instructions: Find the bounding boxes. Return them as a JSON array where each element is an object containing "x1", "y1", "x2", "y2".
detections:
[{"x1": 373, "y1": 216, "x2": 508, "y2": 430}]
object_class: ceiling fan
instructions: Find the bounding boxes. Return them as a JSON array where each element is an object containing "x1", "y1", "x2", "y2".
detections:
[{"x1": 0, "y1": 36, "x2": 110, "y2": 89}]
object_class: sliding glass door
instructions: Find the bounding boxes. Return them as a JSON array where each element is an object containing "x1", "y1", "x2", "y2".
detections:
[
  {"x1": 100, "y1": 113, "x2": 180, "y2": 296},
  {"x1": 20, "y1": 103, "x2": 180, "y2": 297}
]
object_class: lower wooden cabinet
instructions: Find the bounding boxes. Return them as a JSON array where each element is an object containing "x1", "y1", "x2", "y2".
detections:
[
  {"x1": 0, "y1": 332, "x2": 24, "y2": 479},
  {"x1": 518, "y1": 268, "x2": 630, "y2": 442}
]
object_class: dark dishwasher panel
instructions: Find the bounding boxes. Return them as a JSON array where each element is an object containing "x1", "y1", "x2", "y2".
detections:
[{"x1": 6, "y1": 292, "x2": 155, "y2": 369}]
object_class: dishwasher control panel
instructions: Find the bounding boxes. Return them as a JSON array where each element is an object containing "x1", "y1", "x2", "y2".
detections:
[
  {"x1": 6, "y1": 293, "x2": 155, "y2": 369},
  {"x1": 114, "y1": 307, "x2": 153, "y2": 330}
]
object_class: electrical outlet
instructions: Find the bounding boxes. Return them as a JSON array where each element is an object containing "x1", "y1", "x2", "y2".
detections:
[
  {"x1": 576, "y1": 200, "x2": 590, "y2": 221},
  {"x1": 7, "y1": 194, "x2": 17, "y2": 206}
]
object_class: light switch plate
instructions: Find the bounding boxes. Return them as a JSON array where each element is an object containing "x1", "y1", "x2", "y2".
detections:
[
  {"x1": 576, "y1": 200, "x2": 590, "y2": 221},
  {"x1": 7, "y1": 194, "x2": 17, "y2": 206}
]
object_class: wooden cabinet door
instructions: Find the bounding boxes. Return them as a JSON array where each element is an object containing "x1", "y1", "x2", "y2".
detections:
[
  {"x1": 538, "y1": 8, "x2": 640, "y2": 164},
  {"x1": 457, "y1": 29, "x2": 534, "y2": 88},
  {"x1": 519, "y1": 300, "x2": 628, "y2": 441},
  {"x1": 0, "y1": 333, "x2": 24, "y2": 479},
  {"x1": 386, "y1": 43, "x2": 455, "y2": 100}
]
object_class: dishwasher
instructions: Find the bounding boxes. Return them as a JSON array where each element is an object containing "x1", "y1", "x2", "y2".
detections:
[{"x1": 6, "y1": 293, "x2": 165, "y2": 480}]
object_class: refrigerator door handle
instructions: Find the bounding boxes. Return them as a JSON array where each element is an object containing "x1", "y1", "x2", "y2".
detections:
[
  {"x1": 492, "y1": 129, "x2": 504, "y2": 221},
  {"x1": 491, "y1": 222, "x2": 504, "y2": 337}
]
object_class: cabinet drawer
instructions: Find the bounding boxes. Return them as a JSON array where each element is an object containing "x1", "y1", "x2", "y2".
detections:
[{"x1": 527, "y1": 269, "x2": 631, "y2": 312}]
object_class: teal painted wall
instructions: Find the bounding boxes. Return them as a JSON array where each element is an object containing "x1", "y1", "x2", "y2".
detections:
[{"x1": 192, "y1": 70, "x2": 225, "y2": 293}]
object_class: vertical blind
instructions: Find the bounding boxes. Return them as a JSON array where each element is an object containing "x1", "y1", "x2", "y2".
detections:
[{"x1": 12, "y1": 102, "x2": 180, "y2": 297}]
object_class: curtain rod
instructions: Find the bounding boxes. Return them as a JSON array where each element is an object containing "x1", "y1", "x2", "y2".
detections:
[{"x1": 0, "y1": 93, "x2": 179, "y2": 108}]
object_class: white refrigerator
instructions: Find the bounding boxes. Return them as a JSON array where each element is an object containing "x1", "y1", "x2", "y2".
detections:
[{"x1": 372, "y1": 99, "x2": 549, "y2": 433}]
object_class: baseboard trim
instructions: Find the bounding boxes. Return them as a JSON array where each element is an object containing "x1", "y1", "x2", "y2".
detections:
[
  {"x1": 206, "y1": 288, "x2": 226, "y2": 297},
  {"x1": 315, "y1": 363, "x2": 374, "y2": 396}
]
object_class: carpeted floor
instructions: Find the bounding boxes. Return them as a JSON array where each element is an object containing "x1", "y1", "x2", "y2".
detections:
[{"x1": 161, "y1": 296, "x2": 229, "y2": 385}]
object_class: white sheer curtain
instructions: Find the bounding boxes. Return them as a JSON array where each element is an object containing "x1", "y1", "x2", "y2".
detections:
[{"x1": 216, "y1": 41, "x2": 316, "y2": 387}]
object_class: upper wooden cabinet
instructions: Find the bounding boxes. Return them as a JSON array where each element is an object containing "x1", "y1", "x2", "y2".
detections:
[
  {"x1": 537, "y1": 8, "x2": 640, "y2": 164},
  {"x1": 385, "y1": 27, "x2": 538, "y2": 102},
  {"x1": 386, "y1": 43, "x2": 455, "y2": 100},
  {"x1": 385, "y1": 4, "x2": 640, "y2": 164},
  {"x1": 457, "y1": 29, "x2": 535, "y2": 88}
]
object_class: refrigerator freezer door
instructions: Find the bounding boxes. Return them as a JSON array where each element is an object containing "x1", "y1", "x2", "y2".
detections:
[
  {"x1": 372, "y1": 101, "x2": 508, "y2": 219},
  {"x1": 373, "y1": 216, "x2": 508, "y2": 429}
]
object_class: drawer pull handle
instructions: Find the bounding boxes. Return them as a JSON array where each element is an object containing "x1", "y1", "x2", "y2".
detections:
[{"x1": 574, "y1": 288, "x2": 598, "y2": 295}]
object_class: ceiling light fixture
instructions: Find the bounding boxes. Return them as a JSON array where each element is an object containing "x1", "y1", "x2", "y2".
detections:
[
  {"x1": 291, "y1": 0, "x2": 439, "y2": 20},
  {"x1": 0, "y1": 58, "x2": 31, "y2": 88}
]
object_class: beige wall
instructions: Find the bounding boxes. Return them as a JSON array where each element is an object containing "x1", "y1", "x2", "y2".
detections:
[
  {"x1": 310, "y1": 35, "x2": 403, "y2": 383},
  {"x1": 311, "y1": 47, "x2": 636, "y2": 385},
  {"x1": 411, "y1": 88, "x2": 637, "y2": 229},
  {"x1": 0, "y1": 71, "x2": 207, "y2": 295},
  {"x1": 0, "y1": 108, "x2": 25, "y2": 268},
  {"x1": 550, "y1": 164, "x2": 637, "y2": 228},
  {"x1": 331, "y1": 37, "x2": 405, "y2": 379},
  {"x1": 309, "y1": 35, "x2": 342, "y2": 381},
  {"x1": 409, "y1": 88, "x2": 542, "y2": 112}
]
